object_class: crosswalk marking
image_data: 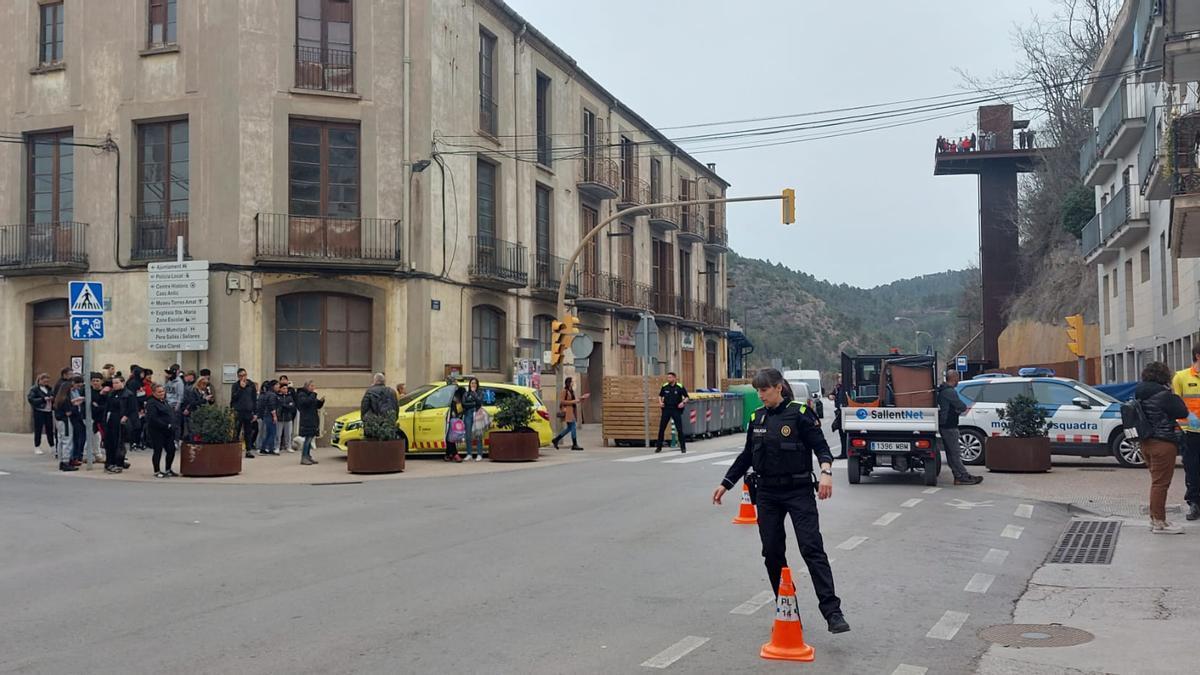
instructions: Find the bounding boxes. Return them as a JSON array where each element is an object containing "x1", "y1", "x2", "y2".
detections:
[
  {"x1": 892, "y1": 666, "x2": 928, "y2": 675},
  {"x1": 0, "y1": 471, "x2": 10, "y2": 476},
  {"x1": 901, "y1": 498, "x2": 923, "y2": 508},
  {"x1": 614, "y1": 454, "x2": 675, "y2": 463},
  {"x1": 712, "y1": 458, "x2": 735, "y2": 466},
  {"x1": 964, "y1": 573, "x2": 995, "y2": 594},
  {"x1": 1014, "y1": 504, "x2": 1034, "y2": 519},
  {"x1": 641, "y1": 636, "x2": 710, "y2": 669},
  {"x1": 873, "y1": 512, "x2": 902, "y2": 527},
  {"x1": 926, "y1": 610, "x2": 969, "y2": 640},
  {"x1": 836, "y1": 536, "x2": 868, "y2": 550},
  {"x1": 663, "y1": 451, "x2": 739, "y2": 464},
  {"x1": 730, "y1": 590, "x2": 776, "y2": 615},
  {"x1": 922, "y1": 487, "x2": 942, "y2": 494},
  {"x1": 982, "y1": 548, "x2": 1009, "y2": 565},
  {"x1": 1001, "y1": 525, "x2": 1024, "y2": 539}
]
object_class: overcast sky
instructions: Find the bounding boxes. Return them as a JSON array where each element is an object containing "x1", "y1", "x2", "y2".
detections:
[{"x1": 510, "y1": 0, "x2": 1060, "y2": 287}]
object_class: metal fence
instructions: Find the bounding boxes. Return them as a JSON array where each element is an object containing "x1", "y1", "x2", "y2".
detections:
[
  {"x1": 0, "y1": 221, "x2": 87, "y2": 267},
  {"x1": 255, "y1": 213, "x2": 402, "y2": 263},
  {"x1": 294, "y1": 44, "x2": 355, "y2": 93}
]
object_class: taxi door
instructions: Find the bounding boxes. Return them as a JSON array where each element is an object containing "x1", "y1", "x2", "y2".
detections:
[{"x1": 412, "y1": 385, "x2": 457, "y2": 451}]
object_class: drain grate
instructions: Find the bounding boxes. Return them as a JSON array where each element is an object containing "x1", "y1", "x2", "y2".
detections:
[
  {"x1": 1047, "y1": 519, "x2": 1120, "y2": 564},
  {"x1": 978, "y1": 623, "x2": 1094, "y2": 648}
]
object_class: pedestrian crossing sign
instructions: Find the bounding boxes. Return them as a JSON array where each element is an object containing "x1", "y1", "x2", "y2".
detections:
[
  {"x1": 70, "y1": 316, "x2": 105, "y2": 341},
  {"x1": 68, "y1": 281, "x2": 105, "y2": 316}
]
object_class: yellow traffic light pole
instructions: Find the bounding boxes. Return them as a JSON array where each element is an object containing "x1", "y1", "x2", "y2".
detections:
[
  {"x1": 550, "y1": 191, "x2": 794, "y2": 434},
  {"x1": 1065, "y1": 314, "x2": 1086, "y2": 383}
]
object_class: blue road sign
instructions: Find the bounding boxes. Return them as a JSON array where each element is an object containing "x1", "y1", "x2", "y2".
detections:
[
  {"x1": 68, "y1": 281, "x2": 105, "y2": 316},
  {"x1": 955, "y1": 355, "x2": 969, "y2": 372},
  {"x1": 70, "y1": 316, "x2": 105, "y2": 341}
]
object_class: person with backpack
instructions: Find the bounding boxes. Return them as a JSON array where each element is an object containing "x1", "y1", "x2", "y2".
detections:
[{"x1": 1136, "y1": 361, "x2": 1190, "y2": 534}]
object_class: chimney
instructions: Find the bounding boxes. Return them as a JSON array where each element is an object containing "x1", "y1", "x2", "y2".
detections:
[{"x1": 706, "y1": 162, "x2": 716, "y2": 172}]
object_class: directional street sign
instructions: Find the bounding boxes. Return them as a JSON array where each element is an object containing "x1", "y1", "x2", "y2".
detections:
[
  {"x1": 149, "y1": 296, "x2": 208, "y2": 309},
  {"x1": 148, "y1": 306, "x2": 209, "y2": 324},
  {"x1": 68, "y1": 281, "x2": 104, "y2": 316},
  {"x1": 635, "y1": 314, "x2": 659, "y2": 361},
  {"x1": 70, "y1": 316, "x2": 105, "y2": 341},
  {"x1": 148, "y1": 324, "x2": 209, "y2": 342},
  {"x1": 148, "y1": 259, "x2": 210, "y2": 351},
  {"x1": 148, "y1": 279, "x2": 208, "y2": 297},
  {"x1": 147, "y1": 260, "x2": 209, "y2": 273},
  {"x1": 148, "y1": 340, "x2": 209, "y2": 351}
]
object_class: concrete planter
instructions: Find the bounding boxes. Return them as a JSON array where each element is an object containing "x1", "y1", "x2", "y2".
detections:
[
  {"x1": 180, "y1": 442, "x2": 243, "y2": 477},
  {"x1": 347, "y1": 439, "x2": 406, "y2": 474},
  {"x1": 985, "y1": 436, "x2": 1051, "y2": 472},
  {"x1": 488, "y1": 430, "x2": 540, "y2": 462}
]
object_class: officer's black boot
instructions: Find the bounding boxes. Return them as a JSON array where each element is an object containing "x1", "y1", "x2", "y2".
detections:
[{"x1": 827, "y1": 611, "x2": 850, "y2": 634}]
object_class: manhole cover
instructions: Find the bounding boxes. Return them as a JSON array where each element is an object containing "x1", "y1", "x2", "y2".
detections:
[
  {"x1": 1047, "y1": 519, "x2": 1120, "y2": 564},
  {"x1": 978, "y1": 624, "x2": 1094, "y2": 648}
]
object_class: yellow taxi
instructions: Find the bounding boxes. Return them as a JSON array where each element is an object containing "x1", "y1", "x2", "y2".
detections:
[{"x1": 330, "y1": 379, "x2": 554, "y2": 453}]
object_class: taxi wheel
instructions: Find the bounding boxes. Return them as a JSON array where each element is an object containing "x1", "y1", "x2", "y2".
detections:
[
  {"x1": 1111, "y1": 435, "x2": 1145, "y2": 468},
  {"x1": 958, "y1": 429, "x2": 986, "y2": 466},
  {"x1": 847, "y1": 456, "x2": 861, "y2": 484}
]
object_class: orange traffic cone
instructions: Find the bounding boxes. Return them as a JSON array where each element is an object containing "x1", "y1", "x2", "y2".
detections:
[
  {"x1": 760, "y1": 567, "x2": 815, "y2": 662},
  {"x1": 732, "y1": 482, "x2": 757, "y2": 525}
]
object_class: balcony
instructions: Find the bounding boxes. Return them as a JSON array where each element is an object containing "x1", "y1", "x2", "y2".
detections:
[
  {"x1": 469, "y1": 235, "x2": 527, "y2": 289},
  {"x1": 1164, "y1": 0, "x2": 1200, "y2": 83},
  {"x1": 1079, "y1": 133, "x2": 1116, "y2": 186},
  {"x1": 131, "y1": 214, "x2": 188, "y2": 261},
  {"x1": 530, "y1": 252, "x2": 579, "y2": 300},
  {"x1": 618, "y1": 176, "x2": 649, "y2": 211},
  {"x1": 1096, "y1": 81, "x2": 1146, "y2": 160},
  {"x1": 254, "y1": 213, "x2": 404, "y2": 270},
  {"x1": 479, "y1": 94, "x2": 499, "y2": 137},
  {"x1": 652, "y1": 289, "x2": 682, "y2": 320},
  {"x1": 0, "y1": 222, "x2": 88, "y2": 276},
  {"x1": 1139, "y1": 106, "x2": 1173, "y2": 200},
  {"x1": 577, "y1": 156, "x2": 620, "y2": 201},
  {"x1": 577, "y1": 270, "x2": 618, "y2": 309},
  {"x1": 611, "y1": 278, "x2": 652, "y2": 316},
  {"x1": 649, "y1": 200, "x2": 679, "y2": 232},
  {"x1": 1082, "y1": 185, "x2": 1149, "y2": 264},
  {"x1": 1171, "y1": 113, "x2": 1200, "y2": 257},
  {"x1": 677, "y1": 206, "x2": 705, "y2": 244},
  {"x1": 294, "y1": 44, "x2": 355, "y2": 94},
  {"x1": 679, "y1": 298, "x2": 703, "y2": 327},
  {"x1": 704, "y1": 223, "x2": 729, "y2": 252},
  {"x1": 702, "y1": 303, "x2": 729, "y2": 330},
  {"x1": 1135, "y1": 0, "x2": 1166, "y2": 78}
]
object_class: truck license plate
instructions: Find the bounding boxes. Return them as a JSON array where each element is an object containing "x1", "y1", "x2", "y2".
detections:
[{"x1": 870, "y1": 441, "x2": 911, "y2": 452}]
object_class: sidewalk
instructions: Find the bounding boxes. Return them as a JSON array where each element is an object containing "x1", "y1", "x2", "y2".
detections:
[{"x1": 0, "y1": 423, "x2": 618, "y2": 485}]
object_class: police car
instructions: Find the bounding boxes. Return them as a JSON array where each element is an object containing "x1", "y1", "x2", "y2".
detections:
[{"x1": 955, "y1": 376, "x2": 1142, "y2": 468}]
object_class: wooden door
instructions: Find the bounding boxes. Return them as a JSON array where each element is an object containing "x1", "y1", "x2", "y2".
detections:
[
  {"x1": 681, "y1": 349, "x2": 695, "y2": 391},
  {"x1": 31, "y1": 299, "x2": 73, "y2": 382},
  {"x1": 705, "y1": 340, "x2": 718, "y2": 389}
]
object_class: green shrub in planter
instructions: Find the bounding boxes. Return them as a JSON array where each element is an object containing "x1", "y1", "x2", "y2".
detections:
[
  {"x1": 997, "y1": 394, "x2": 1049, "y2": 438},
  {"x1": 363, "y1": 411, "x2": 400, "y2": 441},
  {"x1": 189, "y1": 405, "x2": 236, "y2": 444},
  {"x1": 494, "y1": 394, "x2": 535, "y2": 432}
]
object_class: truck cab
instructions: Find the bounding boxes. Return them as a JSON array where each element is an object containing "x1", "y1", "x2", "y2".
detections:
[{"x1": 840, "y1": 352, "x2": 941, "y2": 486}]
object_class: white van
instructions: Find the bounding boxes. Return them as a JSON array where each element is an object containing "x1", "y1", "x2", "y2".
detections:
[{"x1": 783, "y1": 369, "x2": 824, "y2": 418}]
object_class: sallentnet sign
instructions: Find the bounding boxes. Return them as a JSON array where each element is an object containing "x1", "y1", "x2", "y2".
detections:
[{"x1": 147, "y1": 260, "x2": 210, "y2": 351}]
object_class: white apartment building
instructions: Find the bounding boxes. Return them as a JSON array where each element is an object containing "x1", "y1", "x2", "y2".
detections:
[{"x1": 1081, "y1": 0, "x2": 1200, "y2": 382}]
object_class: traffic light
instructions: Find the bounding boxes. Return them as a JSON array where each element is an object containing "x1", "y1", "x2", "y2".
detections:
[
  {"x1": 781, "y1": 188, "x2": 796, "y2": 224},
  {"x1": 550, "y1": 315, "x2": 581, "y2": 366},
  {"x1": 1065, "y1": 314, "x2": 1085, "y2": 357}
]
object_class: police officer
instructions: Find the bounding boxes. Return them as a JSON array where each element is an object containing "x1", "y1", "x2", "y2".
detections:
[
  {"x1": 713, "y1": 367, "x2": 850, "y2": 634},
  {"x1": 654, "y1": 371, "x2": 689, "y2": 453}
]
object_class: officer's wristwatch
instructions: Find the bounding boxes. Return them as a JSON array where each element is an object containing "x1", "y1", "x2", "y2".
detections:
[{"x1": 820, "y1": 469, "x2": 833, "y2": 477}]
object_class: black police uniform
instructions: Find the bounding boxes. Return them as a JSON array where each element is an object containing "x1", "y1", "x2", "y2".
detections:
[
  {"x1": 655, "y1": 381, "x2": 689, "y2": 452},
  {"x1": 721, "y1": 396, "x2": 844, "y2": 624}
]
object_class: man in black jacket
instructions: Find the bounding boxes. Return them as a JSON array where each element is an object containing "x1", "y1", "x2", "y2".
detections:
[
  {"x1": 654, "y1": 372, "x2": 689, "y2": 454},
  {"x1": 937, "y1": 370, "x2": 982, "y2": 486},
  {"x1": 360, "y1": 373, "x2": 399, "y2": 418},
  {"x1": 230, "y1": 368, "x2": 258, "y2": 459},
  {"x1": 275, "y1": 376, "x2": 297, "y2": 453},
  {"x1": 103, "y1": 376, "x2": 136, "y2": 473}
]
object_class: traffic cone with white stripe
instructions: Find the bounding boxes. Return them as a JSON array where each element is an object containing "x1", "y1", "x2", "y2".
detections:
[
  {"x1": 760, "y1": 567, "x2": 814, "y2": 662},
  {"x1": 732, "y1": 482, "x2": 757, "y2": 525}
]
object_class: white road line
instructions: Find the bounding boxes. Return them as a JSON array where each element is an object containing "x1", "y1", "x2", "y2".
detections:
[
  {"x1": 729, "y1": 590, "x2": 776, "y2": 615},
  {"x1": 922, "y1": 487, "x2": 942, "y2": 494},
  {"x1": 873, "y1": 512, "x2": 902, "y2": 527},
  {"x1": 1001, "y1": 524, "x2": 1024, "y2": 540},
  {"x1": 964, "y1": 573, "x2": 995, "y2": 594},
  {"x1": 663, "y1": 451, "x2": 740, "y2": 464},
  {"x1": 1014, "y1": 504, "x2": 1034, "y2": 519},
  {"x1": 614, "y1": 454, "x2": 675, "y2": 463},
  {"x1": 926, "y1": 610, "x2": 969, "y2": 640},
  {"x1": 982, "y1": 548, "x2": 1009, "y2": 565},
  {"x1": 892, "y1": 666, "x2": 928, "y2": 675},
  {"x1": 0, "y1": 471, "x2": 9, "y2": 476},
  {"x1": 836, "y1": 536, "x2": 868, "y2": 550},
  {"x1": 901, "y1": 498, "x2": 923, "y2": 508},
  {"x1": 641, "y1": 636, "x2": 710, "y2": 669},
  {"x1": 712, "y1": 459, "x2": 735, "y2": 466}
]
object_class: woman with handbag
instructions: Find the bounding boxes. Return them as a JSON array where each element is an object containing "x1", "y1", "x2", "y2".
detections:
[
  {"x1": 462, "y1": 378, "x2": 486, "y2": 462},
  {"x1": 444, "y1": 386, "x2": 467, "y2": 463},
  {"x1": 551, "y1": 377, "x2": 589, "y2": 451}
]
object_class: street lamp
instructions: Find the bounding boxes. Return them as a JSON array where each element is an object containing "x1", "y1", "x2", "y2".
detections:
[{"x1": 894, "y1": 316, "x2": 920, "y2": 353}]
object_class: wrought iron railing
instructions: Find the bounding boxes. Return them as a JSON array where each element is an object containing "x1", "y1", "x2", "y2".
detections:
[
  {"x1": 0, "y1": 222, "x2": 87, "y2": 268},
  {"x1": 294, "y1": 44, "x2": 355, "y2": 93},
  {"x1": 531, "y1": 251, "x2": 578, "y2": 296},
  {"x1": 255, "y1": 213, "x2": 402, "y2": 263},
  {"x1": 579, "y1": 156, "x2": 620, "y2": 194},
  {"x1": 620, "y1": 176, "x2": 649, "y2": 206},
  {"x1": 132, "y1": 214, "x2": 188, "y2": 260},
  {"x1": 469, "y1": 235, "x2": 527, "y2": 284},
  {"x1": 579, "y1": 270, "x2": 616, "y2": 303}
]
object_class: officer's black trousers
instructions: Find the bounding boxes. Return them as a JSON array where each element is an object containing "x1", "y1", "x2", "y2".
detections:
[
  {"x1": 655, "y1": 408, "x2": 686, "y2": 451},
  {"x1": 756, "y1": 485, "x2": 841, "y2": 621}
]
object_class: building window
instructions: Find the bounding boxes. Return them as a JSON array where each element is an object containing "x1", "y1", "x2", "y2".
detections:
[
  {"x1": 479, "y1": 29, "x2": 497, "y2": 135},
  {"x1": 27, "y1": 130, "x2": 73, "y2": 223},
  {"x1": 295, "y1": 0, "x2": 354, "y2": 92},
  {"x1": 472, "y1": 305, "x2": 504, "y2": 371},
  {"x1": 536, "y1": 72, "x2": 551, "y2": 166},
  {"x1": 620, "y1": 136, "x2": 637, "y2": 202},
  {"x1": 477, "y1": 159, "x2": 497, "y2": 241},
  {"x1": 582, "y1": 109, "x2": 597, "y2": 162},
  {"x1": 581, "y1": 204, "x2": 598, "y2": 275},
  {"x1": 39, "y1": 2, "x2": 64, "y2": 66},
  {"x1": 535, "y1": 184, "x2": 551, "y2": 257},
  {"x1": 1161, "y1": 233, "x2": 1169, "y2": 315},
  {"x1": 276, "y1": 292, "x2": 371, "y2": 370},
  {"x1": 679, "y1": 247, "x2": 692, "y2": 304},
  {"x1": 288, "y1": 119, "x2": 359, "y2": 217},
  {"x1": 650, "y1": 158, "x2": 662, "y2": 201},
  {"x1": 1172, "y1": 249, "x2": 1181, "y2": 308},
  {"x1": 1140, "y1": 247, "x2": 1151, "y2": 283},
  {"x1": 1124, "y1": 258, "x2": 1134, "y2": 328},
  {"x1": 148, "y1": 0, "x2": 177, "y2": 46},
  {"x1": 706, "y1": 259, "x2": 718, "y2": 307},
  {"x1": 135, "y1": 119, "x2": 189, "y2": 257},
  {"x1": 1102, "y1": 273, "x2": 1111, "y2": 335},
  {"x1": 533, "y1": 314, "x2": 554, "y2": 362},
  {"x1": 619, "y1": 224, "x2": 634, "y2": 280}
]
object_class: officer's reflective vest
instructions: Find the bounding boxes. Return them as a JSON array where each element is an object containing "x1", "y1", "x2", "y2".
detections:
[
  {"x1": 1172, "y1": 366, "x2": 1200, "y2": 432},
  {"x1": 749, "y1": 400, "x2": 813, "y2": 477}
]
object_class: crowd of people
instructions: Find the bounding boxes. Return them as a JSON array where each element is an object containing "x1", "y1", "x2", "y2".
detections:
[
  {"x1": 936, "y1": 129, "x2": 1036, "y2": 154},
  {"x1": 25, "y1": 364, "x2": 327, "y2": 476}
]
